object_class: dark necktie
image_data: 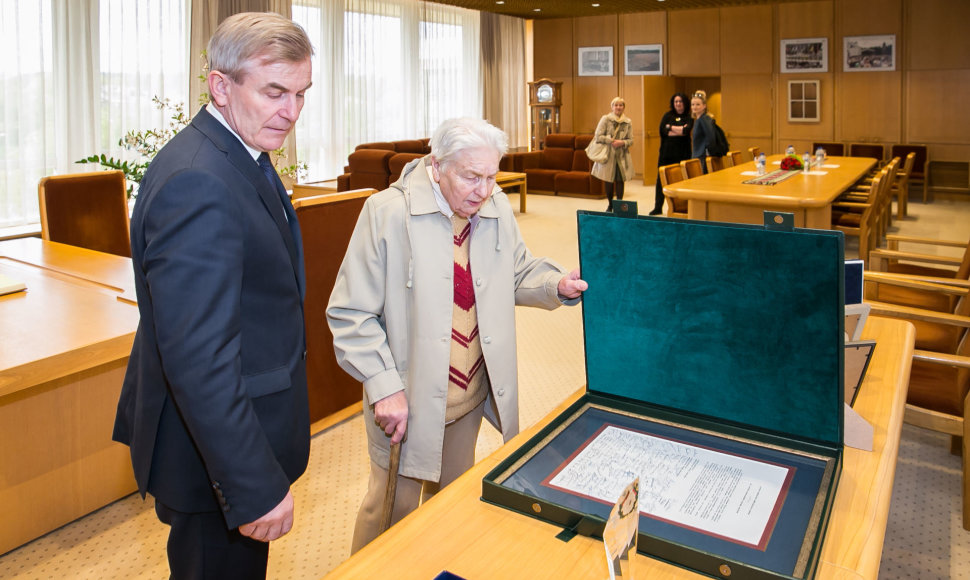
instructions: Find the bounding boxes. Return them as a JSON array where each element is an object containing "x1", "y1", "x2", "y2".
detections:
[{"x1": 257, "y1": 152, "x2": 305, "y2": 296}]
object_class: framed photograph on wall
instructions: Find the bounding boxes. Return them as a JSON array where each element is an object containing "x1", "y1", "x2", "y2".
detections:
[
  {"x1": 624, "y1": 44, "x2": 662, "y2": 75},
  {"x1": 843, "y1": 35, "x2": 896, "y2": 71},
  {"x1": 578, "y1": 46, "x2": 613, "y2": 77},
  {"x1": 780, "y1": 38, "x2": 828, "y2": 73}
]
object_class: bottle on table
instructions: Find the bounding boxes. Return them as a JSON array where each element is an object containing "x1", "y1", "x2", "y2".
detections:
[
  {"x1": 815, "y1": 147, "x2": 825, "y2": 168},
  {"x1": 758, "y1": 153, "x2": 767, "y2": 175},
  {"x1": 803, "y1": 153, "x2": 811, "y2": 172},
  {"x1": 785, "y1": 145, "x2": 795, "y2": 156}
]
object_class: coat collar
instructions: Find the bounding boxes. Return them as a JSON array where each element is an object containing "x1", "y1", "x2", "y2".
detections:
[
  {"x1": 189, "y1": 107, "x2": 304, "y2": 295},
  {"x1": 393, "y1": 156, "x2": 500, "y2": 220}
]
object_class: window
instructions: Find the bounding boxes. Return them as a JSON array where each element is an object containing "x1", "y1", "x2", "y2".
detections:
[
  {"x1": 0, "y1": 0, "x2": 186, "y2": 228},
  {"x1": 293, "y1": 0, "x2": 480, "y2": 182},
  {"x1": 788, "y1": 80, "x2": 820, "y2": 123}
]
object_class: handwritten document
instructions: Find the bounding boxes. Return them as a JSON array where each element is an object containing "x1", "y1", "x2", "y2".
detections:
[{"x1": 547, "y1": 425, "x2": 791, "y2": 547}]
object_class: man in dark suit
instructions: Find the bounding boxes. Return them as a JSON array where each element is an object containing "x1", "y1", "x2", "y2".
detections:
[{"x1": 113, "y1": 12, "x2": 314, "y2": 579}]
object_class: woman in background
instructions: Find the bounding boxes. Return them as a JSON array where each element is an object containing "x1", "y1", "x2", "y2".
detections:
[
  {"x1": 591, "y1": 97, "x2": 634, "y2": 211},
  {"x1": 651, "y1": 92, "x2": 692, "y2": 215},
  {"x1": 690, "y1": 90, "x2": 714, "y2": 174}
]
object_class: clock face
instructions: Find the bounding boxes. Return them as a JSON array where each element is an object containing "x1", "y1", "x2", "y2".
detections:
[{"x1": 536, "y1": 84, "x2": 553, "y2": 103}]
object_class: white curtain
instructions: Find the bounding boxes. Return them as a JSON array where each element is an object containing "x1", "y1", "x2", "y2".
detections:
[
  {"x1": 97, "y1": 0, "x2": 189, "y2": 174},
  {"x1": 0, "y1": 0, "x2": 187, "y2": 228},
  {"x1": 481, "y1": 12, "x2": 527, "y2": 150},
  {"x1": 293, "y1": 0, "x2": 481, "y2": 182},
  {"x1": 0, "y1": 0, "x2": 55, "y2": 227}
]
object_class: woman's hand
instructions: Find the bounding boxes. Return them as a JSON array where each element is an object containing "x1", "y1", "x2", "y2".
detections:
[{"x1": 611, "y1": 139, "x2": 625, "y2": 148}]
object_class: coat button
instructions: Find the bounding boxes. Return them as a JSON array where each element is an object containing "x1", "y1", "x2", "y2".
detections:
[
  {"x1": 302, "y1": 350, "x2": 308, "y2": 360},
  {"x1": 441, "y1": 336, "x2": 448, "y2": 343},
  {"x1": 482, "y1": 336, "x2": 492, "y2": 344},
  {"x1": 475, "y1": 278, "x2": 482, "y2": 286},
  {"x1": 222, "y1": 504, "x2": 231, "y2": 512},
  {"x1": 497, "y1": 388, "x2": 505, "y2": 396}
]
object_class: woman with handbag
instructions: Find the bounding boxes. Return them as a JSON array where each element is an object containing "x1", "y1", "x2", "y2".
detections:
[
  {"x1": 589, "y1": 97, "x2": 634, "y2": 211},
  {"x1": 651, "y1": 92, "x2": 692, "y2": 215}
]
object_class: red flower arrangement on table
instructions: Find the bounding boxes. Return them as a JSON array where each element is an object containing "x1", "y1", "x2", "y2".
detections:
[{"x1": 779, "y1": 155, "x2": 803, "y2": 171}]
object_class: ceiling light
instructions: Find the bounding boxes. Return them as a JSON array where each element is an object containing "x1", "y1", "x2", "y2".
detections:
[
  {"x1": 495, "y1": 1, "x2": 504, "y2": 3},
  {"x1": 533, "y1": 8, "x2": 541, "y2": 11}
]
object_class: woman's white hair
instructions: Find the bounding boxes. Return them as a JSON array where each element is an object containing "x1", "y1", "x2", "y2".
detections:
[{"x1": 430, "y1": 117, "x2": 508, "y2": 170}]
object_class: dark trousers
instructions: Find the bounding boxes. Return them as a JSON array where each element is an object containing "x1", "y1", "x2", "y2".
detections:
[
  {"x1": 653, "y1": 174, "x2": 665, "y2": 213},
  {"x1": 604, "y1": 166, "x2": 625, "y2": 210},
  {"x1": 155, "y1": 501, "x2": 269, "y2": 580}
]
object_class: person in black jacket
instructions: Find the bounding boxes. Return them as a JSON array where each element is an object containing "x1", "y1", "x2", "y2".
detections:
[
  {"x1": 691, "y1": 90, "x2": 715, "y2": 175},
  {"x1": 651, "y1": 92, "x2": 692, "y2": 215}
]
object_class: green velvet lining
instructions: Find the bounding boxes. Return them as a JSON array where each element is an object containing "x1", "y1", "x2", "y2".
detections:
[{"x1": 577, "y1": 212, "x2": 844, "y2": 445}]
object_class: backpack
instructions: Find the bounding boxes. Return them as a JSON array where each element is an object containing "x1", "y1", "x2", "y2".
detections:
[{"x1": 708, "y1": 119, "x2": 730, "y2": 157}]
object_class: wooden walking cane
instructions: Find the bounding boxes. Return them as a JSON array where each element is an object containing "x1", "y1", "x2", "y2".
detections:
[{"x1": 378, "y1": 440, "x2": 402, "y2": 533}]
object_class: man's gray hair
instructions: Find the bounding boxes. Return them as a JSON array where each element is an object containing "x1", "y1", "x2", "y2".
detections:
[
  {"x1": 430, "y1": 118, "x2": 509, "y2": 170},
  {"x1": 208, "y1": 12, "x2": 314, "y2": 83}
]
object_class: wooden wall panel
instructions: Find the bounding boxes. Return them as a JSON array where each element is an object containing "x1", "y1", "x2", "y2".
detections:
[
  {"x1": 719, "y1": 5, "x2": 773, "y2": 75},
  {"x1": 777, "y1": 1, "x2": 834, "y2": 40},
  {"x1": 534, "y1": 19, "x2": 573, "y2": 78},
  {"x1": 669, "y1": 8, "x2": 720, "y2": 76},
  {"x1": 618, "y1": 12, "x2": 666, "y2": 177},
  {"x1": 572, "y1": 16, "x2": 619, "y2": 133},
  {"x1": 721, "y1": 75, "x2": 773, "y2": 138},
  {"x1": 906, "y1": 70, "x2": 970, "y2": 145},
  {"x1": 573, "y1": 77, "x2": 619, "y2": 134},
  {"x1": 838, "y1": 72, "x2": 901, "y2": 143},
  {"x1": 840, "y1": 0, "x2": 901, "y2": 36},
  {"x1": 905, "y1": 0, "x2": 970, "y2": 71}
]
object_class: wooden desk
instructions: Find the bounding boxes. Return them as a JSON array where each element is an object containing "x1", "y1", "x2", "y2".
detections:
[
  {"x1": 326, "y1": 316, "x2": 914, "y2": 580},
  {"x1": 664, "y1": 156, "x2": 876, "y2": 228},
  {"x1": 0, "y1": 238, "x2": 138, "y2": 555},
  {"x1": 496, "y1": 171, "x2": 528, "y2": 213}
]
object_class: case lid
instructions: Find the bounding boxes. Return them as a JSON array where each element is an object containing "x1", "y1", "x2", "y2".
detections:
[{"x1": 578, "y1": 212, "x2": 844, "y2": 446}]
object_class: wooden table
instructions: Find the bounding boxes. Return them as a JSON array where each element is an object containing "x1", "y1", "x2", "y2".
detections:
[
  {"x1": 664, "y1": 156, "x2": 876, "y2": 229},
  {"x1": 325, "y1": 316, "x2": 914, "y2": 580},
  {"x1": 0, "y1": 238, "x2": 138, "y2": 555},
  {"x1": 496, "y1": 171, "x2": 528, "y2": 213}
]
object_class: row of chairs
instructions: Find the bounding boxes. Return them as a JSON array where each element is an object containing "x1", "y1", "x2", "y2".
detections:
[
  {"x1": 862, "y1": 235, "x2": 970, "y2": 530},
  {"x1": 813, "y1": 142, "x2": 930, "y2": 203},
  {"x1": 657, "y1": 151, "x2": 751, "y2": 218}
]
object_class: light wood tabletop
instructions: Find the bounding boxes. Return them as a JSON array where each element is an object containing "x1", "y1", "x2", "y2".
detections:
[
  {"x1": 0, "y1": 238, "x2": 139, "y2": 555},
  {"x1": 663, "y1": 156, "x2": 877, "y2": 229},
  {"x1": 0, "y1": 237, "x2": 137, "y2": 397},
  {"x1": 325, "y1": 316, "x2": 914, "y2": 580}
]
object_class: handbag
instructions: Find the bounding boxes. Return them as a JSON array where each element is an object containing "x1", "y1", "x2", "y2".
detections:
[{"x1": 585, "y1": 139, "x2": 609, "y2": 164}]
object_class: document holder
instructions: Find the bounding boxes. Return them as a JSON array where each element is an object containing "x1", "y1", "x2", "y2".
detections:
[{"x1": 482, "y1": 211, "x2": 845, "y2": 580}]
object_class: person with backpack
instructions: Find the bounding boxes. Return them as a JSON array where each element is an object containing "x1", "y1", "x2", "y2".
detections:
[{"x1": 691, "y1": 91, "x2": 715, "y2": 174}]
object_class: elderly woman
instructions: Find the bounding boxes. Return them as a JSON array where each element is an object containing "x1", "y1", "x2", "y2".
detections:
[
  {"x1": 690, "y1": 90, "x2": 715, "y2": 174},
  {"x1": 328, "y1": 117, "x2": 587, "y2": 553},
  {"x1": 651, "y1": 92, "x2": 693, "y2": 215},
  {"x1": 591, "y1": 97, "x2": 634, "y2": 211}
]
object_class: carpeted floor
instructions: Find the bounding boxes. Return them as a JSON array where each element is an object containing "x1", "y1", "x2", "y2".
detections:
[{"x1": 1, "y1": 181, "x2": 967, "y2": 579}]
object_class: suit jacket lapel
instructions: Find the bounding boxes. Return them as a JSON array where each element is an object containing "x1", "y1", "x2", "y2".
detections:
[{"x1": 191, "y1": 108, "x2": 304, "y2": 294}]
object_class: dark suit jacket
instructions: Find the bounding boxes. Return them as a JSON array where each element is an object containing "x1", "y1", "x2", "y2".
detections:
[{"x1": 114, "y1": 107, "x2": 310, "y2": 529}]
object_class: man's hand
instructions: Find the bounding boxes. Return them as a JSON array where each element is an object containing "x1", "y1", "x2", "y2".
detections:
[
  {"x1": 558, "y1": 268, "x2": 588, "y2": 299},
  {"x1": 239, "y1": 490, "x2": 294, "y2": 542},
  {"x1": 374, "y1": 391, "x2": 408, "y2": 445}
]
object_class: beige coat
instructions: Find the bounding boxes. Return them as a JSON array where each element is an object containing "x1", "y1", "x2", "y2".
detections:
[
  {"x1": 590, "y1": 113, "x2": 634, "y2": 183},
  {"x1": 327, "y1": 157, "x2": 578, "y2": 482}
]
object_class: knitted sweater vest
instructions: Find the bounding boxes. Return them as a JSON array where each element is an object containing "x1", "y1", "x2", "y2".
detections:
[{"x1": 446, "y1": 216, "x2": 489, "y2": 422}]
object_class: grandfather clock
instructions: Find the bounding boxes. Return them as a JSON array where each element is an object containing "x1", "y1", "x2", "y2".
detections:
[{"x1": 528, "y1": 79, "x2": 562, "y2": 151}]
